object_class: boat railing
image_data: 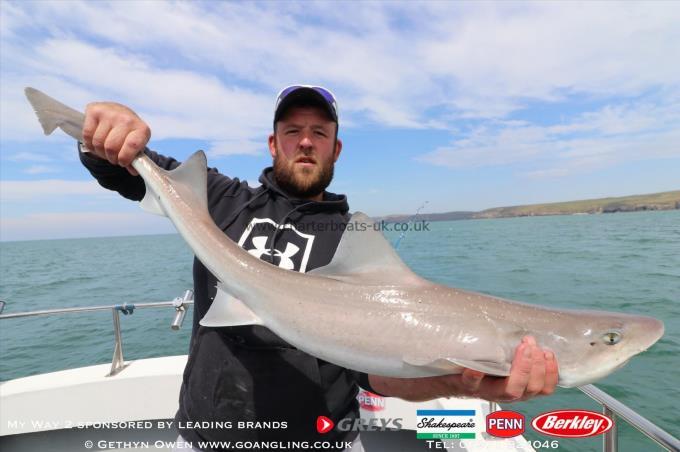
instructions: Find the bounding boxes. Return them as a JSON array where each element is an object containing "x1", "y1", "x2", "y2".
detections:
[
  {"x1": 487, "y1": 384, "x2": 678, "y2": 452},
  {"x1": 492, "y1": 385, "x2": 679, "y2": 452},
  {"x1": 0, "y1": 290, "x2": 194, "y2": 376},
  {"x1": 577, "y1": 384, "x2": 679, "y2": 452},
  {"x1": 1, "y1": 293, "x2": 678, "y2": 451}
]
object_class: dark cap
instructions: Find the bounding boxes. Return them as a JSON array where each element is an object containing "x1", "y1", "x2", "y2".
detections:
[{"x1": 273, "y1": 85, "x2": 339, "y2": 128}]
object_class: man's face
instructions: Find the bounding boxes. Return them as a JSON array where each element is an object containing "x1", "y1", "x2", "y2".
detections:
[{"x1": 268, "y1": 106, "x2": 342, "y2": 199}]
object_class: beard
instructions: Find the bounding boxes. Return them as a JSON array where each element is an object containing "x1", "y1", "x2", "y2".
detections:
[{"x1": 273, "y1": 152, "x2": 335, "y2": 199}]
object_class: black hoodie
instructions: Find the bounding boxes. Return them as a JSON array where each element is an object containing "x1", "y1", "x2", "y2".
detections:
[{"x1": 80, "y1": 147, "x2": 372, "y2": 450}]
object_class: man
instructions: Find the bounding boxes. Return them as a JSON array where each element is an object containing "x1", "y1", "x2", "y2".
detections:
[{"x1": 79, "y1": 85, "x2": 558, "y2": 451}]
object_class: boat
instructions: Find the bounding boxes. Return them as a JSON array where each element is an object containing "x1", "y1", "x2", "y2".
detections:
[{"x1": 1, "y1": 292, "x2": 678, "y2": 452}]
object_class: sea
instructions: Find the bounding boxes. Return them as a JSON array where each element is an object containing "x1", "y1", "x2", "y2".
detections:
[{"x1": 1, "y1": 209, "x2": 678, "y2": 452}]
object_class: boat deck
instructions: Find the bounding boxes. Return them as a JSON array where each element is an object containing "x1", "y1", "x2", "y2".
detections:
[{"x1": 0, "y1": 355, "x2": 534, "y2": 451}]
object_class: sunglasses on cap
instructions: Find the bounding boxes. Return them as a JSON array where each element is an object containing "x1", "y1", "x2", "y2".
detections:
[{"x1": 274, "y1": 85, "x2": 339, "y2": 123}]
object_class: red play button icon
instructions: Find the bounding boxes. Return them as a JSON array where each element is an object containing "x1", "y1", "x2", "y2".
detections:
[{"x1": 316, "y1": 416, "x2": 334, "y2": 434}]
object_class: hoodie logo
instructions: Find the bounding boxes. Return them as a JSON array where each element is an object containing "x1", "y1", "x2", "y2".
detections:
[
  {"x1": 238, "y1": 218, "x2": 315, "y2": 273},
  {"x1": 248, "y1": 236, "x2": 299, "y2": 270}
]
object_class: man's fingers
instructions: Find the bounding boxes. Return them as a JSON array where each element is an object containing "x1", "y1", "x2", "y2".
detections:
[
  {"x1": 82, "y1": 107, "x2": 97, "y2": 152},
  {"x1": 92, "y1": 122, "x2": 114, "y2": 162},
  {"x1": 524, "y1": 343, "x2": 547, "y2": 397},
  {"x1": 540, "y1": 351, "x2": 559, "y2": 396},
  {"x1": 460, "y1": 369, "x2": 484, "y2": 396},
  {"x1": 119, "y1": 129, "x2": 148, "y2": 167},
  {"x1": 104, "y1": 126, "x2": 128, "y2": 164},
  {"x1": 459, "y1": 338, "x2": 559, "y2": 403},
  {"x1": 503, "y1": 337, "x2": 534, "y2": 400},
  {"x1": 81, "y1": 102, "x2": 150, "y2": 169}
]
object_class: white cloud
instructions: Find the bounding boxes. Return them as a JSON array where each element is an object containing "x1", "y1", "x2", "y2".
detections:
[
  {"x1": 7, "y1": 152, "x2": 53, "y2": 162},
  {"x1": 23, "y1": 165, "x2": 58, "y2": 175},
  {"x1": 521, "y1": 128, "x2": 680, "y2": 179},
  {"x1": 0, "y1": 211, "x2": 175, "y2": 242},
  {"x1": 4, "y1": 1, "x2": 677, "y2": 133},
  {"x1": 0, "y1": 179, "x2": 112, "y2": 201},
  {"x1": 418, "y1": 2, "x2": 680, "y2": 108},
  {"x1": 418, "y1": 99, "x2": 680, "y2": 175},
  {"x1": 22, "y1": 39, "x2": 272, "y2": 142},
  {"x1": 207, "y1": 139, "x2": 266, "y2": 157}
]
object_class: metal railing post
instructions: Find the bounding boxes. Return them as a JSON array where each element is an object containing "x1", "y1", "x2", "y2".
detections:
[
  {"x1": 109, "y1": 308, "x2": 126, "y2": 376},
  {"x1": 171, "y1": 289, "x2": 193, "y2": 330},
  {"x1": 603, "y1": 406, "x2": 618, "y2": 452}
]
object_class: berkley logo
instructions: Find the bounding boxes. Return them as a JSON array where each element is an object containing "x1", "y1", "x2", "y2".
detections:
[
  {"x1": 532, "y1": 410, "x2": 613, "y2": 438},
  {"x1": 357, "y1": 390, "x2": 386, "y2": 412},
  {"x1": 486, "y1": 410, "x2": 525, "y2": 438},
  {"x1": 316, "y1": 416, "x2": 334, "y2": 434}
]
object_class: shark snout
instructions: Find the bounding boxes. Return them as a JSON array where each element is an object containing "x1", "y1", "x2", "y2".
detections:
[
  {"x1": 640, "y1": 316, "x2": 664, "y2": 350},
  {"x1": 623, "y1": 315, "x2": 664, "y2": 354}
]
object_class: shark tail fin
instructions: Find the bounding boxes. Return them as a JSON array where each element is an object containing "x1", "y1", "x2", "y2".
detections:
[
  {"x1": 24, "y1": 87, "x2": 86, "y2": 140},
  {"x1": 140, "y1": 150, "x2": 209, "y2": 217}
]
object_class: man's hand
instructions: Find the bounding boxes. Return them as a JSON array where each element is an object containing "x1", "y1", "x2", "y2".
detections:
[
  {"x1": 457, "y1": 336, "x2": 558, "y2": 402},
  {"x1": 367, "y1": 336, "x2": 558, "y2": 403},
  {"x1": 82, "y1": 102, "x2": 151, "y2": 175}
]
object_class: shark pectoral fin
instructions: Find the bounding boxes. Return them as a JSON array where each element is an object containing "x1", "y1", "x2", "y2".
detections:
[
  {"x1": 445, "y1": 358, "x2": 511, "y2": 377},
  {"x1": 307, "y1": 212, "x2": 425, "y2": 286},
  {"x1": 199, "y1": 288, "x2": 263, "y2": 327},
  {"x1": 403, "y1": 354, "x2": 510, "y2": 377},
  {"x1": 140, "y1": 186, "x2": 166, "y2": 216},
  {"x1": 402, "y1": 354, "x2": 464, "y2": 374}
]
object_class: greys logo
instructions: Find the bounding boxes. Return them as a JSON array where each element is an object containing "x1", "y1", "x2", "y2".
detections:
[
  {"x1": 336, "y1": 418, "x2": 403, "y2": 432},
  {"x1": 238, "y1": 218, "x2": 315, "y2": 272}
]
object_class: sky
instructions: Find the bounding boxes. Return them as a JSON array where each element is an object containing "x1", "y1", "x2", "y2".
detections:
[{"x1": 1, "y1": 1, "x2": 679, "y2": 241}]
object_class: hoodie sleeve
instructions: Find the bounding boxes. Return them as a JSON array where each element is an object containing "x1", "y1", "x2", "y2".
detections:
[{"x1": 78, "y1": 144, "x2": 234, "y2": 203}]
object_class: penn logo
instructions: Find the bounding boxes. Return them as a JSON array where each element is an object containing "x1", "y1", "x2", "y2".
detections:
[
  {"x1": 316, "y1": 416, "x2": 334, "y2": 434},
  {"x1": 532, "y1": 410, "x2": 613, "y2": 438},
  {"x1": 486, "y1": 410, "x2": 525, "y2": 438},
  {"x1": 357, "y1": 390, "x2": 386, "y2": 412}
]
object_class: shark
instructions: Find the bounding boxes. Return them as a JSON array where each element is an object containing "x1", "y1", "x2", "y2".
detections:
[{"x1": 24, "y1": 87, "x2": 665, "y2": 388}]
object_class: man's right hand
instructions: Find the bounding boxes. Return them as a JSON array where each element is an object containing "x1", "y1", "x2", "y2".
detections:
[
  {"x1": 82, "y1": 102, "x2": 151, "y2": 175},
  {"x1": 367, "y1": 336, "x2": 558, "y2": 403}
]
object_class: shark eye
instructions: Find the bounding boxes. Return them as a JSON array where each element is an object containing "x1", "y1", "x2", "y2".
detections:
[{"x1": 602, "y1": 331, "x2": 622, "y2": 345}]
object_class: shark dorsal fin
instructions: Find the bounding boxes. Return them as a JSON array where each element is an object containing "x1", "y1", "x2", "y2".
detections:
[
  {"x1": 167, "y1": 150, "x2": 208, "y2": 205},
  {"x1": 140, "y1": 150, "x2": 208, "y2": 216},
  {"x1": 308, "y1": 212, "x2": 425, "y2": 286}
]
